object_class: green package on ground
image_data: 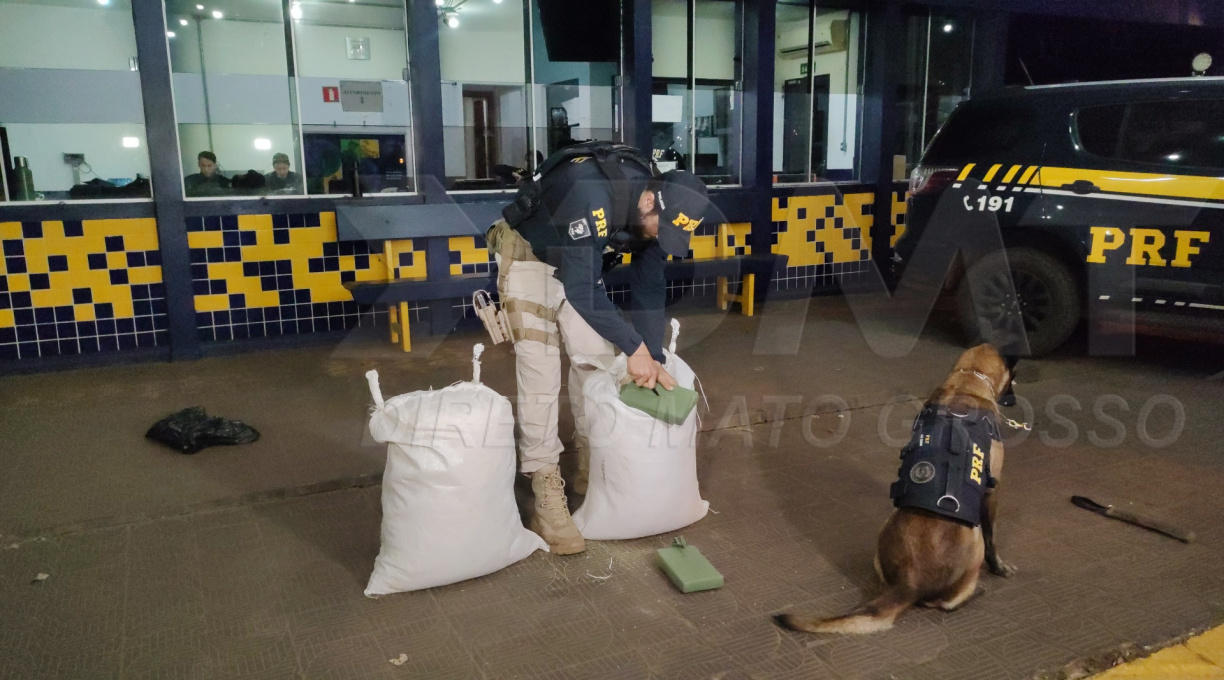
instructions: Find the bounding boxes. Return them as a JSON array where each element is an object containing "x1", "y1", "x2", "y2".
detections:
[
  {"x1": 619, "y1": 382, "x2": 699, "y2": 425},
  {"x1": 656, "y1": 537, "x2": 723, "y2": 593}
]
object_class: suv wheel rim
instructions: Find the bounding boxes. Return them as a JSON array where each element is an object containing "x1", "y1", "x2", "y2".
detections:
[{"x1": 977, "y1": 268, "x2": 1052, "y2": 339}]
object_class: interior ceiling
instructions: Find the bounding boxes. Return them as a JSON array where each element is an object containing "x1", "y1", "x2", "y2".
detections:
[
  {"x1": 160, "y1": 0, "x2": 520, "y2": 31},
  {"x1": 3, "y1": 0, "x2": 539, "y2": 33}
]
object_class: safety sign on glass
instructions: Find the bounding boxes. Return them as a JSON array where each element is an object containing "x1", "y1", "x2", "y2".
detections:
[
  {"x1": 339, "y1": 80, "x2": 384, "y2": 112},
  {"x1": 322, "y1": 86, "x2": 339, "y2": 103}
]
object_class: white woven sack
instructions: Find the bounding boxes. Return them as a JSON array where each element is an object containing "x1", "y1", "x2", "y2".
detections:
[
  {"x1": 572, "y1": 320, "x2": 709, "y2": 540},
  {"x1": 364, "y1": 345, "x2": 546, "y2": 597}
]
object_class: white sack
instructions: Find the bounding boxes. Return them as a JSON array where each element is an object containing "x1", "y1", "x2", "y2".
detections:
[
  {"x1": 572, "y1": 321, "x2": 709, "y2": 540},
  {"x1": 364, "y1": 346, "x2": 546, "y2": 597}
]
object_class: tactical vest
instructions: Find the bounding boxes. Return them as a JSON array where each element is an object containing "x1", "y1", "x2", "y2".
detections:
[
  {"x1": 501, "y1": 141, "x2": 655, "y2": 233},
  {"x1": 890, "y1": 404, "x2": 1000, "y2": 527}
]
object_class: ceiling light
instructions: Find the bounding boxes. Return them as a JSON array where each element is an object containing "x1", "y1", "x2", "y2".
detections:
[
  {"x1": 166, "y1": 30, "x2": 176, "y2": 38},
  {"x1": 122, "y1": 137, "x2": 140, "y2": 148},
  {"x1": 179, "y1": 18, "x2": 188, "y2": 25},
  {"x1": 447, "y1": 15, "x2": 459, "y2": 28},
  {"x1": 212, "y1": 10, "x2": 223, "y2": 19},
  {"x1": 493, "y1": 0, "x2": 503, "y2": 3},
  {"x1": 942, "y1": 23, "x2": 953, "y2": 33},
  {"x1": 97, "y1": 0, "x2": 110, "y2": 5},
  {"x1": 254, "y1": 138, "x2": 272, "y2": 151},
  {"x1": 196, "y1": 4, "x2": 203, "y2": 9},
  {"x1": 435, "y1": 0, "x2": 444, "y2": 5},
  {"x1": 290, "y1": 2, "x2": 302, "y2": 19}
]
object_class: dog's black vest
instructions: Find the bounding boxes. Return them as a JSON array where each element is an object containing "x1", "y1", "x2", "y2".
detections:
[{"x1": 890, "y1": 404, "x2": 1000, "y2": 527}]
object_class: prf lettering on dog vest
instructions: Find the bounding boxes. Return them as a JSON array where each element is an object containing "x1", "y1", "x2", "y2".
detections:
[
  {"x1": 1086, "y1": 227, "x2": 1210, "y2": 268},
  {"x1": 591, "y1": 208, "x2": 609, "y2": 237},
  {"x1": 672, "y1": 213, "x2": 703, "y2": 232},
  {"x1": 970, "y1": 443, "x2": 985, "y2": 484},
  {"x1": 890, "y1": 405, "x2": 999, "y2": 527}
]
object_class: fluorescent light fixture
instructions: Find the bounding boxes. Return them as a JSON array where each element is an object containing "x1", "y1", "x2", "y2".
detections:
[
  {"x1": 290, "y1": 2, "x2": 302, "y2": 19},
  {"x1": 254, "y1": 138, "x2": 272, "y2": 151},
  {"x1": 195, "y1": 4, "x2": 203, "y2": 9},
  {"x1": 212, "y1": 10, "x2": 223, "y2": 19},
  {"x1": 446, "y1": 15, "x2": 459, "y2": 28},
  {"x1": 1167, "y1": 153, "x2": 1182, "y2": 161},
  {"x1": 122, "y1": 137, "x2": 140, "y2": 148},
  {"x1": 494, "y1": 0, "x2": 503, "y2": 3},
  {"x1": 166, "y1": 30, "x2": 176, "y2": 38},
  {"x1": 97, "y1": 0, "x2": 110, "y2": 5},
  {"x1": 179, "y1": 18, "x2": 188, "y2": 25}
]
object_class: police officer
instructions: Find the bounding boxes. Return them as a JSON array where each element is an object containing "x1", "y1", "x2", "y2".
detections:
[{"x1": 488, "y1": 144, "x2": 709, "y2": 555}]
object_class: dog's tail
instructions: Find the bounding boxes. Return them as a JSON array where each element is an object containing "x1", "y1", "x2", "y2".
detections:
[{"x1": 773, "y1": 587, "x2": 915, "y2": 635}]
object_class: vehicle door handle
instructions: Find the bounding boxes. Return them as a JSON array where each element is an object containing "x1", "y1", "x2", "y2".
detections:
[{"x1": 1061, "y1": 180, "x2": 1100, "y2": 195}]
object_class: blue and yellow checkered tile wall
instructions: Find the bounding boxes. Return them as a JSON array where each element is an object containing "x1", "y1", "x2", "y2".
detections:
[
  {"x1": 770, "y1": 190, "x2": 908, "y2": 289},
  {"x1": 0, "y1": 219, "x2": 167, "y2": 361},
  {"x1": 187, "y1": 212, "x2": 424, "y2": 341}
]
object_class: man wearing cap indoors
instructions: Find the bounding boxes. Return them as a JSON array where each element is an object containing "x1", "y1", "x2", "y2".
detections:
[
  {"x1": 264, "y1": 153, "x2": 303, "y2": 194},
  {"x1": 487, "y1": 145, "x2": 710, "y2": 555},
  {"x1": 184, "y1": 151, "x2": 231, "y2": 197}
]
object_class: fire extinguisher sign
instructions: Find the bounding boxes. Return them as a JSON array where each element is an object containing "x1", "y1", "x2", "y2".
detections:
[{"x1": 323, "y1": 86, "x2": 339, "y2": 103}]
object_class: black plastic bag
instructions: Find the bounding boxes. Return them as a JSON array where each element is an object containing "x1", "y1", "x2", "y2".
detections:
[{"x1": 146, "y1": 406, "x2": 260, "y2": 454}]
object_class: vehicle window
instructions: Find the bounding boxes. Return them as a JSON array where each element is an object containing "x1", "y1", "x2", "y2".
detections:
[
  {"x1": 922, "y1": 106, "x2": 1031, "y2": 164},
  {"x1": 1078, "y1": 99, "x2": 1224, "y2": 170},
  {"x1": 1075, "y1": 104, "x2": 1125, "y2": 157}
]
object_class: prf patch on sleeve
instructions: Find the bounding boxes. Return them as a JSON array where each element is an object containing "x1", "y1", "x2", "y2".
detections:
[
  {"x1": 568, "y1": 218, "x2": 591, "y2": 240},
  {"x1": 591, "y1": 207, "x2": 609, "y2": 237}
]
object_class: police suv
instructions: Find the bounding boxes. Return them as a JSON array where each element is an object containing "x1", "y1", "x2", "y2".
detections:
[{"x1": 896, "y1": 78, "x2": 1224, "y2": 355}]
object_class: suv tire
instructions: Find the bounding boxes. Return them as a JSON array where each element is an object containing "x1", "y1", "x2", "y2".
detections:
[{"x1": 957, "y1": 248, "x2": 1082, "y2": 356}]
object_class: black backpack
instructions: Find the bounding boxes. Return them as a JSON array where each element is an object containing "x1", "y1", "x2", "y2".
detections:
[{"x1": 501, "y1": 141, "x2": 655, "y2": 231}]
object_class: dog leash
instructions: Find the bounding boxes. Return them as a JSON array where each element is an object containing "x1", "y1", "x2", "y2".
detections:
[{"x1": 1002, "y1": 415, "x2": 1031, "y2": 431}]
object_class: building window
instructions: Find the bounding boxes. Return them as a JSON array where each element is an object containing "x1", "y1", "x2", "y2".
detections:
[
  {"x1": 294, "y1": 2, "x2": 416, "y2": 195},
  {"x1": 166, "y1": 1, "x2": 301, "y2": 198},
  {"x1": 772, "y1": 2, "x2": 865, "y2": 184},
  {"x1": 166, "y1": 0, "x2": 415, "y2": 198},
  {"x1": 440, "y1": 0, "x2": 622, "y2": 192},
  {"x1": 896, "y1": 8, "x2": 975, "y2": 175},
  {"x1": 652, "y1": 0, "x2": 743, "y2": 186},
  {"x1": 0, "y1": 0, "x2": 153, "y2": 202}
]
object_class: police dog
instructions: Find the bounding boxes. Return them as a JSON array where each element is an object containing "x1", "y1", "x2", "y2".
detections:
[{"x1": 775, "y1": 344, "x2": 1018, "y2": 634}]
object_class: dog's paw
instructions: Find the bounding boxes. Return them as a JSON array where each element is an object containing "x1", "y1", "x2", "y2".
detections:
[{"x1": 987, "y1": 559, "x2": 1018, "y2": 578}]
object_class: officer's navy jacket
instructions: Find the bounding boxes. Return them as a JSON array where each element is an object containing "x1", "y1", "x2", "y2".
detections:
[{"x1": 514, "y1": 156, "x2": 668, "y2": 362}]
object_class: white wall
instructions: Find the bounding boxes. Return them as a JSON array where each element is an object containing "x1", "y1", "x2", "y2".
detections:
[
  {"x1": 294, "y1": 25, "x2": 407, "y2": 81},
  {"x1": 438, "y1": 19, "x2": 526, "y2": 84},
  {"x1": 0, "y1": 4, "x2": 137, "y2": 71},
  {"x1": 169, "y1": 20, "x2": 287, "y2": 76},
  {"x1": 653, "y1": 0, "x2": 736, "y2": 81},
  {"x1": 6, "y1": 123, "x2": 150, "y2": 193}
]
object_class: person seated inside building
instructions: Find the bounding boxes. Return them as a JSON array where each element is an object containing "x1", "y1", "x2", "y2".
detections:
[
  {"x1": 264, "y1": 152, "x2": 303, "y2": 194},
  {"x1": 184, "y1": 151, "x2": 232, "y2": 197}
]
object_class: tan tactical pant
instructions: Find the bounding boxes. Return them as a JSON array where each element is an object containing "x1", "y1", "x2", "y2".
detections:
[{"x1": 489, "y1": 221, "x2": 616, "y2": 474}]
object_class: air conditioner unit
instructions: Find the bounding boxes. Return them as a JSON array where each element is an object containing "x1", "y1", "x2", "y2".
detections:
[{"x1": 779, "y1": 18, "x2": 848, "y2": 58}]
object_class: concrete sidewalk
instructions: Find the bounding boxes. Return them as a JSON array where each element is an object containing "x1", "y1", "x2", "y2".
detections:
[{"x1": 1, "y1": 296, "x2": 1222, "y2": 679}]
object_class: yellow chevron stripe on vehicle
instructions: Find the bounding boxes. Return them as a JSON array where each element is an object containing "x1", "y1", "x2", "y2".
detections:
[
  {"x1": 1035, "y1": 166, "x2": 1224, "y2": 201},
  {"x1": 1017, "y1": 166, "x2": 1038, "y2": 186},
  {"x1": 1000, "y1": 165, "x2": 1022, "y2": 184},
  {"x1": 982, "y1": 164, "x2": 1004, "y2": 182},
  {"x1": 957, "y1": 164, "x2": 975, "y2": 181}
]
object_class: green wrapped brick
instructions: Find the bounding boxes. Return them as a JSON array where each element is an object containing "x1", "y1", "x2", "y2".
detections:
[
  {"x1": 656, "y1": 537, "x2": 723, "y2": 593},
  {"x1": 619, "y1": 382, "x2": 699, "y2": 426}
]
